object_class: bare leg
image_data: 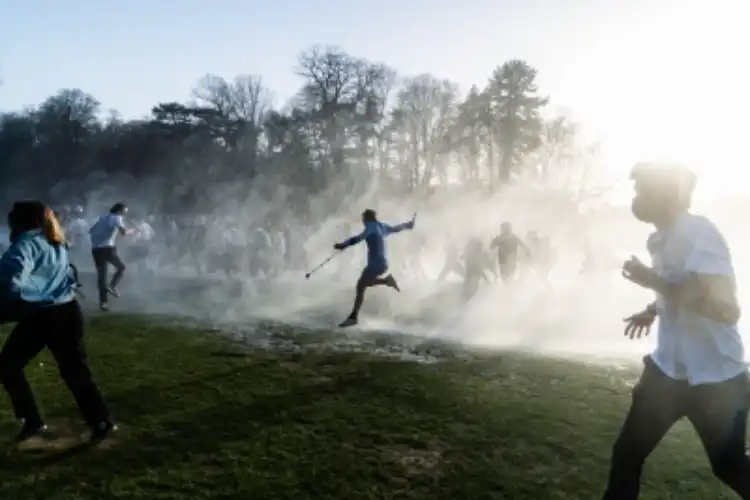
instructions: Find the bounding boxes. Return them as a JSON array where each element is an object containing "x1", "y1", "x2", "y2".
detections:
[{"x1": 340, "y1": 273, "x2": 400, "y2": 327}]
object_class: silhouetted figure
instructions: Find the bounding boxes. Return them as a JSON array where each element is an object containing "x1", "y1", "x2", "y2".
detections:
[
  {"x1": 0, "y1": 201, "x2": 116, "y2": 443},
  {"x1": 603, "y1": 163, "x2": 750, "y2": 499}
]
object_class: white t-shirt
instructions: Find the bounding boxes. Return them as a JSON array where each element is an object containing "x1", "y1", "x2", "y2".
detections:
[
  {"x1": 649, "y1": 213, "x2": 746, "y2": 385},
  {"x1": 133, "y1": 221, "x2": 155, "y2": 242},
  {"x1": 90, "y1": 213, "x2": 126, "y2": 249}
]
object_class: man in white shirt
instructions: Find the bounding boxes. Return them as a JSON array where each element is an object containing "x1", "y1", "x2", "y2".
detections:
[
  {"x1": 129, "y1": 216, "x2": 156, "y2": 262},
  {"x1": 89, "y1": 202, "x2": 134, "y2": 311},
  {"x1": 66, "y1": 206, "x2": 90, "y2": 249},
  {"x1": 250, "y1": 225, "x2": 273, "y2": 277},
  {"x1": 602, "y1": 163, "x2": 750, "y2": 499}
]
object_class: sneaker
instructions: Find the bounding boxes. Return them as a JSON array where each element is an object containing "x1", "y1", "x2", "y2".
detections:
[
  {"x1": 90, "y1": 420, "x2": 118, "y2": 443},
  {"x1": 106, "y1": 287, "x2": 120, "y2": 298},
  {"x1": 15, "y1": 420, "x2": 47, "y2": 442},
  {"x1": 99, "y1": 302, "x2": 110, "y2": 312},
  {"x1": 338, "y1": 316, "x2": 358, "y2": 328},
  {"x1": 384, "y1": 274, "x2": 401, "y2": 292}
]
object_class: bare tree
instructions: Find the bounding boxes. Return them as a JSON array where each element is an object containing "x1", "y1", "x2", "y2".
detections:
[
  {"x1": 525, "y1": 114, "x2": 611, "y2": 208},
  {"x1": 296, "y1": 46, "x2": 394, "y2": 179},
  {"x1": 387, "y1": 74, "x2": 459, "y2": 191},
  {"x1": 193, "y1": 74, "x2": 271, "y2": 125}
]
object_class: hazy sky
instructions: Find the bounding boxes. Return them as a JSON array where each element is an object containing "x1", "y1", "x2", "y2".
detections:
[{"x1": 0, "y1": 0, "x2": 746, "y2": 190}]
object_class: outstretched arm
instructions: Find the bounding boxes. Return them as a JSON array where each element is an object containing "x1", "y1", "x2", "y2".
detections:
[
  {"x1": 115, "y1": 215, "x2": 136, "y2": 236},
  {"x1": 337, "y1": 224, "x2": 375, "y2": 250},
  {"x1": 384, "y1": 219, "x2": 415, "y2": 235}
]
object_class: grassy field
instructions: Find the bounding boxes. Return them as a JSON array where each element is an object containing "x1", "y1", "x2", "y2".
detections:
[{"x1": 0, "y1": 315, "x2": 742, "y2": 499}]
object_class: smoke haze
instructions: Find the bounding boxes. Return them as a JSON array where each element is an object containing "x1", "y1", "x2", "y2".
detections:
[{"x1": 57, "y1": 173, "x2": 750, "y2": 368}]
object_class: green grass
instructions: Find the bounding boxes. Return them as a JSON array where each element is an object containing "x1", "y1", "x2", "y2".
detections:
[{"x1": 0, "y1": 315, "x2": 742, "y2": 499}]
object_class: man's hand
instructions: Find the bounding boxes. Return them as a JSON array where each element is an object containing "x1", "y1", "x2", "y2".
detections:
[
  {"x1": 407, "y1": 212, "x2": 417, "y2": 230},
  {"x1": 333, "y1": 243, "x2": 345, "y2": 251},
  {"x1": 624, "y1": 308, "x2": 657, "y2": 339},
  {"x1": 622, "y1": 255, "x2": 658, "y2": 289}
]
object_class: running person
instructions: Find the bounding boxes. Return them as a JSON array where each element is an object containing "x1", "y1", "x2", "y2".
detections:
[
  {"x1": 0, "y1": 201, "x2": 116, "y2": 442},
  {"x1": 489, "y1": 222, "x2": 528, "y2": 283},
  {"x1": 437, "y1": 236, "x2": 463, "y2": 281},
  {"x1": 461, "y1": 237, "x2": 492, "y2": 301},
  {"x1": 603, "y1": 163, "x2": 750, "y2": 499},
  {"x1": 89, "y1": 202, "x2": 133, "y2": 311},
  {"x1": 66, "y1": 206, "x2": 89, "y2": 251},
  {"x1": 334, "y1": 209, "x2": 416, "y2": 327}
]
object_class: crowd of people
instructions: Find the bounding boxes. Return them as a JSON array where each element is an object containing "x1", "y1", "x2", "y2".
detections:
[
  {"x1": 0, "y1": 162, "x2": 749, "y2": 499},
  {"x1": 45, "y1": 199, "x2": 568, "y2": 317}
]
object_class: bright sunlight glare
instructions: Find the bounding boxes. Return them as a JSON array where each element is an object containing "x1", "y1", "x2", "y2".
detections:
[{"x1": 556, "y1": 0, "x2": 748, "y2": 202}]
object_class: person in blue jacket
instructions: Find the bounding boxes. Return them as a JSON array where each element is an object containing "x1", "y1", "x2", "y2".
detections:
[
  {"x1": 0, "y1": 200, "x2": 116, "y2": 443},
  {"x1": 334, "y1": 209, "x2": 416, "y2": 327}
]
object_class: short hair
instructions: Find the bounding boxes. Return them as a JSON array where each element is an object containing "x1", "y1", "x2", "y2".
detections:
[
  {"x1": 110, "y1": 202, "x2": 127, "y2": 214},
  {"x1": 362, "y1": 209, "x2": 377, "y2": 221}
]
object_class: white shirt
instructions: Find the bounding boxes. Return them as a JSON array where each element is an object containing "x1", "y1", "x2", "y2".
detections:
[
  {"x1": 133, "y1": 221, "x2": 155, "y2": 242},
  {"x1": 274, "y1": 231, "x2": 287, "y2": 258},
  {"x1": 67, "y1": 217, "x2": 90, "y2": 247},
  {"x1": 222, "y1": 226, "x2": 243, "y2": 247},
  {"x1": 649, "y1": 213, "x2": 746, "y2": 385},
  {"x1": 90, "y1": 213, "x2": 126, "y2": 249}
]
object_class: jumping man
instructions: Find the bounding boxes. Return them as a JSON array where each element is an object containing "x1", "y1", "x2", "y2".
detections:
[{"x1": 334, "y1": 209, "x2": 416, "y2": 328}]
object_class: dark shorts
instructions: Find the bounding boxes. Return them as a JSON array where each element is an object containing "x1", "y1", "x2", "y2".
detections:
[{"x1": 361, "y1": 262, "x2": 388, "y2": 280}]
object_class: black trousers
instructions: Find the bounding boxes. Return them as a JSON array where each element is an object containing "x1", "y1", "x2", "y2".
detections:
[
  {"x1": 92, "y1": 247, "x2": 126, "y2": 303},
  {"x1": 603, "y1": 356, "x2": 750, "y2": 499},
  {"x1": 0, "y1": 300, "x2": 110, "y2": 428}
]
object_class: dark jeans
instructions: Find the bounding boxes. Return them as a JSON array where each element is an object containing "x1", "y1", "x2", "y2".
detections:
[
  {"x1": 0, "y1": 300, "x2": 110, "y2": 428},
  {"x1": 92, "y1": 247, "x2": 126, "y2": 303},
  {"x1": 603, "y1": 356, "x2": 750, "y2": 499}
]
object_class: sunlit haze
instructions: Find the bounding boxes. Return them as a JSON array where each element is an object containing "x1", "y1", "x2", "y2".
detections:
[
  {"x1": 1, "y1": 0, "x2": 749, "y2": 365},
  {"x1": 2, "y1": 0, "x2": 746, "y2": 192}
]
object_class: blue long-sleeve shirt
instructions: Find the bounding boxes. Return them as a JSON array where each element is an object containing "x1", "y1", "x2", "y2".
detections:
[
  {"x1": 0, "y1": 230, "x2": 77, "y2": 305},
  {"x1": 340, "y1": 220, "x2": 413, "y2": 269}
]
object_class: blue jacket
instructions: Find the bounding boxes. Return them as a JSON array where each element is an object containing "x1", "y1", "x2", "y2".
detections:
[
  {"x1": 0, "y1": 230, "x2": 77, "y2": 305},
  {"x1": 340, "y1": 220, "x2": 413, "y2": 269}
]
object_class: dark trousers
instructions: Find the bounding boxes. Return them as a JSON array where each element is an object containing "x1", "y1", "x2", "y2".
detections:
[
  {"x1": 498, "y1": 259, "x2": 516, "y2": 282},
  {"x1": 603, "y1": 356, "x2": 750, "y2": 499},
  {"x1": 92, "y1": 247, "x2": 126, "y2": 304},
  {"x1": 0, "y1": 300, "x2": 110, "y2": 427}
]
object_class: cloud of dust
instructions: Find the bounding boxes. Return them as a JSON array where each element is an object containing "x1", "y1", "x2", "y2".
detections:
[{"x1": 53, "y1": 168, "x2": 750, "y2": 368}]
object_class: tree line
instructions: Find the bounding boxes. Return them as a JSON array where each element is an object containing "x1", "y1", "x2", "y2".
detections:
[{"x1": 0, "y1": 46, "x2": 604, "y2": 217}]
